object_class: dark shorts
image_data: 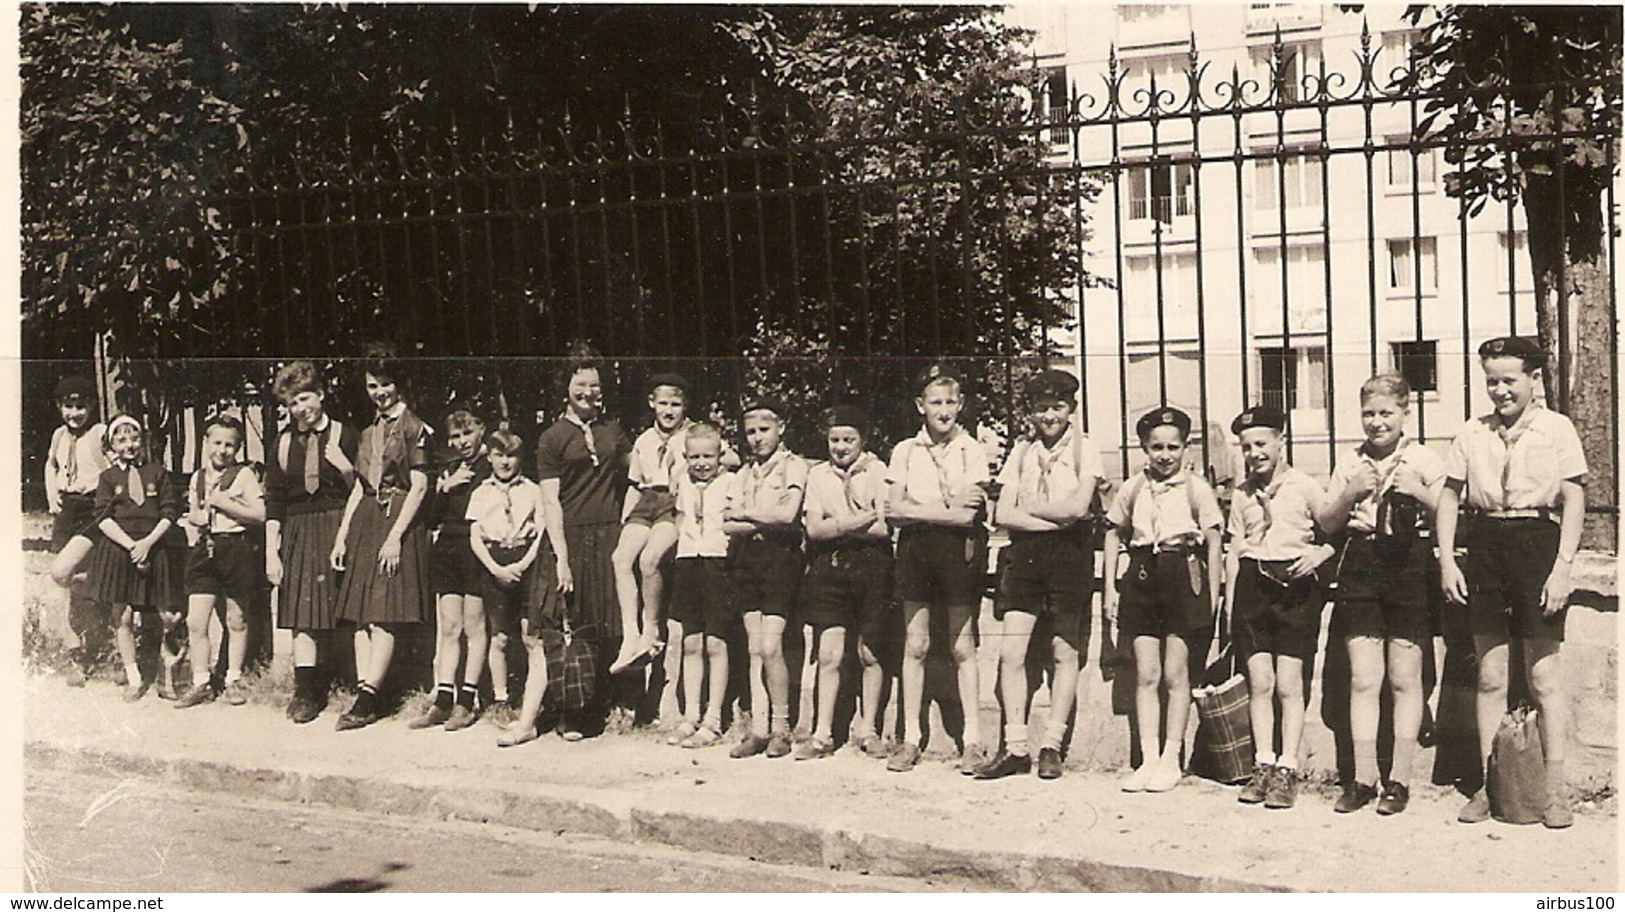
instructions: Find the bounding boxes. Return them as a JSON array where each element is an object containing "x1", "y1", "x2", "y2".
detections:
[
  {"x1": 994, "y1": 531, "x2": 1093, "y2": 652},
  {"x1": 1117, "y1": 547, "x2": 1213, "y2": 645},
  {"x1": 895, "y1": 525, "x2": 988, "y2": 607},
  {"x1": 624, "y1": 488, "x2": 677, "y2": 527},
  {"x1": 52, "y1": 493, "x2": 98, "y2": 550},
  {"x1": 729, "y1": 534, "x2": 803, "y2": 619},
  {"x1": 1330, "y1": 534, "x2": 1432, "y2": 643},
  {"x1": 430, "y1": 530, "x2": 486, "y2": 596},
  {"x1": 1233, "y1": 558, "x2": 1325, "y2": 662},
  {"x1": 1465, "y1": 518, "x2": 1565, "y2": 642},
  {"x1": 479, "y1": 542, "x2": 541, "y2": 637},
  {"x1": 184, "y1": 534, "x2": 264, "y2": 607},
  {"x1": 669, "y1": 557, "x2": 734, "y2": 637},
  {"x1": 799, "y1": 542, "x2": 893, "y2": 641}
]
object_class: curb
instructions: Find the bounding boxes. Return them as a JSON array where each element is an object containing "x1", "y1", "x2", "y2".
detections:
[{"x1": 27, "y1": 741, "x2": 1282, "y2": 893}]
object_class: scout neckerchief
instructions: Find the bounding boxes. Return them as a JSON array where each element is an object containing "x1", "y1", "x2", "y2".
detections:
[
  {"x1": 1357, "y1": 436, "x2": 1411, "y2": 536},
  {"x1": 1030, "y1": 423, "x2": 1080, "y2": 503},
  {"x1": 364, "y1": 402, "x2": 406, "y2": 492},
  {"x1": 119, "y1": 457, "x2": 146, "y2": 507},
  {"x1": 1493, "y1": 404, "x2": 1541, "y2": 512},
  {"x1": 1141, "y1": 468, "x2": 1188, "y2": 545},
  {"x1": 652, "y1": 418, "x2": 690, "y2": 487},
  {"x1": 744, "y1": 447, "x2": 788, "y2": 512},
  {"x1": 278, "y1": 415, "x2": 355, "y2": 494},
  {"x1": 1239, "y1": 466, "x2": 1291, "y2": 548},
  {"x1": 917, "y1": 426, "x2": 970, "y2": 508},
  {"x1": 64, "y1": 427, "x2": 84, "y2": 489},
  {"x1": 833, "y1": 451, "x2": 879, "y2": 515},
  {"x1": 486, "y1": 473, "x2": 530, "y2": 547},
  {"x1": 564, "y1": 409, "x2": 600, "y2": 467}
]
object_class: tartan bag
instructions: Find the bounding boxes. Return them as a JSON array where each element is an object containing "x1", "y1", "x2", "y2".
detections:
[
  {"x1": 535, "y1": 620, "x2": 597, "y2": 714},
  {"x1": 1189, "y1": 610, "x2": 1253, "y2": 784}
]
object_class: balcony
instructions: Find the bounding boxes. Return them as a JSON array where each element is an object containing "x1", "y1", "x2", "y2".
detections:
[{"x1": 1247, "y1": 3, "x2": 1322, "y2": 35}]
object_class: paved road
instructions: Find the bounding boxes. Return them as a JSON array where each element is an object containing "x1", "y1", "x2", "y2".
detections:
[{"x1": 24, "y1": 766, "x2": 964, "y2": 893}]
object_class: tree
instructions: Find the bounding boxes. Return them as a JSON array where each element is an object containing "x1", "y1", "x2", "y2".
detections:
[{"x1": 1403, "y1": 4, "x2": 1621, "y2": 549}]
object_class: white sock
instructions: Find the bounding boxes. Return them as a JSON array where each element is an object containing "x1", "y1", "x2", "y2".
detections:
[
  {"x1": 224, "y1": 670, "x2": 242, "y2": 686},
  {"x1": 1255, "y1": 749, "x2": 1277, "y2": 766},
  {"x1": 1277, "y1": 755, "x2": 1298, "y2": 771},
  {"x1": 192, "y1": 668, "x2": 211, "y2": 687},
  {"x1": 124, "y1": 663, "x2": 143, "y2": 686}
]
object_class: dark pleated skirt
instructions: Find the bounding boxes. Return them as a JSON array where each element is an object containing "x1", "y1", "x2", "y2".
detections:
[
  {"x1": 277, "y1": 507, "x2": 346, "y2": 631},
  {"x1": 83, "y1": 536, "x2": 185, "y2": 611},
  {"x1": 528, "y1": 522, "x2": 619, "y2": 638},
  {"x1": 334, "y1": 495, "x2": 431, "y2": 626}
]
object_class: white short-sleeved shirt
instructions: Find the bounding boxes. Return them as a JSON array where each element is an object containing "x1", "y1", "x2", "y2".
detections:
[
  {"x1": 996, "y1": 426, "x2": 1102, "y2": 529},
  {"x1": 1106, "y1": 469, "x2": 1223, "y2": 548},
  {"x1": 675, "y1": 471, "x2": 737, "y2": 558},
  {"x1": 735, "y1": 447, "x2": 808, "y2": 522},
  {"x1": 189, "y1": 464, "x2": 265, "y2": 535},
  {"x1": 48, "y1": 424, "x2": 110, "y2": 497},
  {"x1": 1327, "y1": 439, "x2": 1445, "y2": 534},
  {"x1": 886, "y1": 427, "x2": 989, "y2": 513},
  {"x1": 1444, "y1": 407, "x2": 1587, "y2": 517},
  {"x1": 466, "y1": 475, "x2": 542, "y2": 546},
  {"x1": 628, "y1": 422, "x2": 691, "y2": 491},
  {"x1": 1227, "y1": 465, "x2": 1324, "y2": 561},
  {"x1": 803, "y1": 453, "x2": 888, "y2": 540}
]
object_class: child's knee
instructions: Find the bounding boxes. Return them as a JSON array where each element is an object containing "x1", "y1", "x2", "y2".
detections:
[
  {"x1": 637, "y1": 548, "x2": 665, "y2": 578},
  {"x1": 1349, "y1": 663, "x2": 1383, "y2": 695},
  {"x1": 1135, "y1": 659, "x2": 1161, "y2": 689},
  {"x1": 1528, "y1": 659, "x2": 1563, "y2": 702},
  {"x1": 1159, "y1": 660, "x2": 1187, "y2": 691},
  {"x1": 857, "y1": 640, "x2": 880, "y2": 668},
  {"x1": 758, "y1": 634, "x2": 784, "y2": 662},
  {"x1": 611, "y1": 541, "x2": 640, "y2": 572},
  {"x1": 1274, "y1": 670, "x2": 1304, "y2": 701},
  {"x1": 225, "y1": 605, "x2": 247, "y2": 632},
  {"x1": 1477, "y1": 657, "x2": 1510, "y2": 694},
  {"x1": 902, "y1": 633, "x2": 930, "y2": 663},
  {"x1": 682, "y1": 635, "x2": 703, "y2": 657},
  {"x1": 950, "y1": 637, "x2": 978, "y2": 665}
]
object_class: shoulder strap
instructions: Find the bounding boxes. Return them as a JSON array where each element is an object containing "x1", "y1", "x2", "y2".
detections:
[
  {"x1": 1186, "y1": 471, "x2": 1201, "y2": 524},
  {"x1": 1119, "y1": 472, "x2": 1146, "y2": 524}
]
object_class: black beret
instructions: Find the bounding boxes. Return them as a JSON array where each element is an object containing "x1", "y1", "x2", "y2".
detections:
[
  {"x1": 822, "y1": 404, "x2": 872, "y2": 433},
  {"x1": 1478, "y1": 336, "x2": 1546, "y2": 366},
  {"x1": 913, "y1": 363, "x2": 962, "y2": 395},
  {"x1": 647, "y1": 372, "x2": 690, "y2": 394},
  {"x1": 1024, "y1": 369, "x2": 1080, "y2": 404},
  {"x1": 54, "y1": 376, "x2": 96, "y2": 404},
  {"x1": 742, "y1": 396, "x2": 790, "y2": 420},
  {"x1": 1231, "y1": 404, "x2": 1287, "y2": 435},
  {"x1": 1136, "y1": 406, "x2": 1192, "y2": 440}
]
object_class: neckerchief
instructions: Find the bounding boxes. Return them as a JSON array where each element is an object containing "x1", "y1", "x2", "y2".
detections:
[{"x1": 565, "y1": 410, "x2": 599, "y2": 467}]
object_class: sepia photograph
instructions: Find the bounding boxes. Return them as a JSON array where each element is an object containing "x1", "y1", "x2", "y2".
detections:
[{"x1": 14, "y1": 2, "x2": 1621, "y2": 895}]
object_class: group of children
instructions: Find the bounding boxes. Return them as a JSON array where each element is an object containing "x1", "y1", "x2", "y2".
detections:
[{"x1": 42, "y1": 336, "x2": 1586, "y2": 827}]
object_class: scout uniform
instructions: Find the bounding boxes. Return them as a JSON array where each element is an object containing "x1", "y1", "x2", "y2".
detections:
[
  {"x1": 428, "y1": 447, "x2": 494, "y2": 598},
  {"x1": 46, "y1": 377, "x2": 110, "y2": 551},
  {"x1": 1327, "y1": 436, "x2": 1444, "y2": 643},
  {"x1": 334, "y1": 401, "x2": 434, "y2": 626},
  {"x1": 467, "y1": 470, "x2": 544, "y2": 637},
  {"x1": 1227, "y1": 406, "x2": 1328, "y2": 662},
  {"x1": 1107, "y1": 407, "x2": 1225, "y2": 646},
  {"x1": 799, "y1": 406, "x2": 892, "y2": 643},
  {"x1": 670, "y1": 467, "x2": 739, "y2": 638},
  {"x1": 624, "y1": 372, "x2": 694, "y2": 528},
  {"x1": 83, "y1": 447, "x2": 186, "y2": 610},
  {"x1": 888, "y1": 373, "x2": 991, "y2": 608},
  {"x1": 994, "y1": 371, "x2": 1104, "y2": 652},
  {"x1": 266, "y1": 413, "x2": 360, "y2": 632},
  {"x1": 184, "y1": 459, "x2": 266, "y2": 610},
  {"x1": 1446, "y1": 336, "x2": 1587, "y2": 642},
  {"x1": 728, "y1": 405, "x2": 808, "y2": 621}
]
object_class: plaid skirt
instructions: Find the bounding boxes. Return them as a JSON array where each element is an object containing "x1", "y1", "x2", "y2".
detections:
[
  {"x1": 334, "y1": 495, "x2": 431, "y2": 626},
  {"x1": 276, "y1": 507, "x2": 346, "y2": 631},
  {"x1": 83, "y1": 536, "x2": 186, "y2": 611}
]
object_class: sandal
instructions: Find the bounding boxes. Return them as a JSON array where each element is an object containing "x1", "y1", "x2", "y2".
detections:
[
  {"x1": 666, "y1": 719, "x2": 698, "y2": 745},
  {"x1": 680, "y1": 723, "x2": 722, "y2": 749}
]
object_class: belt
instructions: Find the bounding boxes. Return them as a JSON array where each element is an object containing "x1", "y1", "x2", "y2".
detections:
[
  {"x1": 1482, "y1": 508, "x2": 1555, "y2": 521},
  {"x1": 1128, "y1": 542, "x2": 1198, "y2": 556},
  {"x1": 60, "y1": 490, "x2": 96, "y2": 500},
  {"x1": 639, "y1": 485, "x2": 671, "y2": 494}
]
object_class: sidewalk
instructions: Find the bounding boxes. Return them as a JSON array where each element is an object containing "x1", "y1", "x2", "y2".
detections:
[{"x1": 22, "y1": 674, "x2": 1616, "y2": 893}]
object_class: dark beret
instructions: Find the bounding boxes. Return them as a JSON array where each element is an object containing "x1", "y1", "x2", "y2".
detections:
[
  {"x1": 1478, "y1": 336, "x2": 1546, "y2": 366},
  {"x1": 1231, "y1": 404, "x2": 1287, "y2": 436},
  {"x1": 822, "y1": 404, "x2": 872, "y2": 433},
  {"x1": 742, "y1": 396, "x2": 790, "y2": 420},
  {"x1": 913, "y1": 363, "x2": 962, "y2": 395},
  {"x1": 1136, "y1": 406, "x2": 1192, "y2": 440},
  {"x1": 647, "y1": 372, "x2": 690, "y2": 394},
  {"x1": 1024, "y1": 369, "x2": 1080, "y2": 404},
  {"x1": 54, "y1": 376, "x2": 96, "y2": 404}
]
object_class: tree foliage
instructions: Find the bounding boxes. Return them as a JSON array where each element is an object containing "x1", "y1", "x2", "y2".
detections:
[{"x1": 1402, "y1": 4, "x2": 1620, "y2": 547}]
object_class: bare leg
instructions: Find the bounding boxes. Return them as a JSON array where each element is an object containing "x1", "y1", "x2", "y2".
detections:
[
  {"x1": 813, "y1": 626, "x2": 846, "y2": 742},
  {"x1": 678, "y1": 626, "x2": 704, "y2": 725},
  {"x1": 1387, "y1": 637, "x2": 1425, "y2": 785},
  {"x1": 461, "y1": 596, "x2": 488, "y2": 689},
  {"x1": 433, "y1": 595, "x2": 465, "y2": 688},
  {"x1": 703, "y1": 634, "x2": 729, "y2": 731},
  {"x1": 637, "y1": 523, "x2": 677, "y2": 650},
  {"x1": 899, "y1": 601, "x2": 931, "y2": 746},
  {"x1": 610, "y1": 524, "x2": 653, "y2": 663},
  {"x1": 1524, "y1": 638, "x2": 1566, "y2": 765},
  {"x1": 1346, "y1": 634, "x2": 1385, "y2": 785},
  {"x1": 224, "y1": 598, "x2": 248, "y2": 681},
  {"x1": 115, "y1": 606, "x2": 140, "y2": 684},
  {"x1": 743, "y1": 611, "x2": 769, "y2": 737},
  {"x1": 1131, "y1": 635, "x2": 1162, "y2": 766},
  {"x1": 1157, "y1": 636, "x2": 1190, "y2": 764},
  {"x1": 1275, "y1": 655, "x2": 1306, "y2": 764},
  {"x1": 1472, "y1": 636, "x2": 1510, "y2": 770},
  {"x1": 761, "y1": 614, "x2": 790, "y2": 734},
  {"x1": 946, "y1": 602, "x2": 981, "y2": 749},
  {"x1": 506, "y1": 633, "x2": 549, "y2": 740},
  {"x1": 1046, "y1": 638, "x2": 1081, "y2": 750},
  {"x1": 856, "y1": 638, "x2": 885, "y2": 740},
  {"x1": 660, "y1": 618, "x2": 685, "y2": 723},
  {"x1": 997, "y1": 611, "x2": 1038, "y2": 753},
  {"x1": 186, "y1": 595, "x2": 217, "y2": 688},
  {"x1": 361, "y1": 624, "x2": 395, "y2": 689},
  {"x1": 1245, "y1": 652, "x2": 1278, "y2": 763},
  {"x1": 487, "y1": 632, "x2": 510, "y2": 702}
]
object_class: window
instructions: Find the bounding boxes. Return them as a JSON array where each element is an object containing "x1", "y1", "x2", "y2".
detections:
[
  {"x1": 1251, "y1": 41, "x2": 1320, "y2": 103},
  {"x1": 1253, "y1": 244, "x2": 1327, "y2": 320},
  {"x1": 1127, "y1": 158, "x2": 1194, "y2": 223},
  {"x1": 1497, "y1": 231, "x2": 1533, "y2": 294},
  {"x1": 1391, "y1": 340, "x2": 1438, "y2": 393},
  {"x1": 1386, "y1": 146, "x2": 1436, "y2": 189},
  {"x1": 1043, "y1": 66, "x2": 1069, "y2": 145},
  {"x1": 1126, "y1": 346, "x2": 1201, "y2": 418},
  {"x1": 1129, "y1": 53, "x2": 1190, "y2": 92},
  {"x1": 1387, "y1": 238, "x2": 1437, "y2": 292},
  {"x1": 1126, "y1": 252, "x2": 1199, "y2": 314},
  {"x1": 1382, "y1": 30, "x2": 1417, "y2": 70},
  {"x1": 1259, "y1": 345, "x2": 1328, "y2": 413},
  {"x1": 1255, "y1": 154, "x2": 1324, "y2": 210}
]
